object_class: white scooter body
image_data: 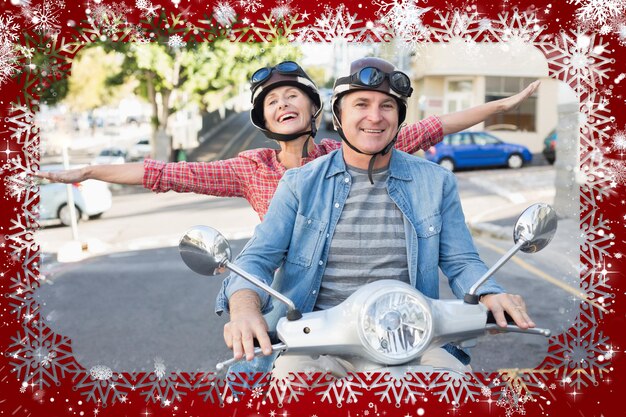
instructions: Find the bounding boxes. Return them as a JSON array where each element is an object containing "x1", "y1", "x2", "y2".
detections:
[{"x1": 178, "y1": 203, "x2": 557, "y2": 371}]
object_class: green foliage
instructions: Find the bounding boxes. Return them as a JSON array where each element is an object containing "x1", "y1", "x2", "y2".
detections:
[
  {"x1": 62, "y1": 46, "x2": 127, "y2": 111},
  {"x1": 180, "y1": 38, "x2": 301, "y2": 112}
]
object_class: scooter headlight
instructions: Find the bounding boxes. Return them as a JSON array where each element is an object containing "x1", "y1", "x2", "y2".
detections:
[{"x1": 358, "y1": 288, "x2": 433, "y2": 364}]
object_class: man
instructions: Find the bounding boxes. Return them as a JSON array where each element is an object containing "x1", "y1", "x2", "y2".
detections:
[{"x1": 216, "y1": 57, "x2": 535, "y2": 377}]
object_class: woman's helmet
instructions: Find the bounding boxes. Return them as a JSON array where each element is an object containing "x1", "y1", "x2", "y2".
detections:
[
  {"x1": 249, "y1": 61, "x2": 323, "y2": 143},
  {"x1": 331, "y1": 57, "x2": 413, "y2": 183}
]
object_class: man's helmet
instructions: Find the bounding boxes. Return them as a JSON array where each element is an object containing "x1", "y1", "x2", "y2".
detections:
[
  {"x1": 330, "y1": 57, "x2": 414, "y2": 183},
  {"x1": 331, "y1": 57, "x2": 412, "y2": 130},
  {"x1": 249, "y1": 61, "x2": 323, "y2": 143}
]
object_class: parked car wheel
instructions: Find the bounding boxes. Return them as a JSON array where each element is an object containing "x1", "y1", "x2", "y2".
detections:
[
  {"x1": 507, "y1": 153, "x2": 524, "y2": 169},
  {"x1": 439, "y1": 157, "x2": 456, "y2": 171},
  {"x1": 59, "y1": 204, "x2": 81, "y2": 226}
]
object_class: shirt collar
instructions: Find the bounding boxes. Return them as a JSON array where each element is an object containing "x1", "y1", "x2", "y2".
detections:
[{"x1": 326, "y1": 147, "x2": 413, "y2": 181}]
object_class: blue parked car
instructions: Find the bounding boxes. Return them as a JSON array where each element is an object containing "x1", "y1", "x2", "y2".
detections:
[{"x1": 424, "y1": 131, "x2": 532, "y2": 171}]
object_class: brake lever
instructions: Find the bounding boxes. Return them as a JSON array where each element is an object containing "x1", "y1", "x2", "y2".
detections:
[
  {"x1": 216, "y1": 343, "x2": 287, "y2": 371},
  {"x1": 484, "y1": 324, "x2": 551, "y2": 337}
]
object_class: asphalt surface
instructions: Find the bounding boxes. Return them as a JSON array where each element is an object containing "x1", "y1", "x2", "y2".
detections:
[{"x1": 35, "y1": 112, "x2": 580, "y2": 374}]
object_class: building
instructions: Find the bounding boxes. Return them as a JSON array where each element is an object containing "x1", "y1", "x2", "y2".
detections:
[{"x1": 409, "y1": 42, "x2": 559, "y2": 153}]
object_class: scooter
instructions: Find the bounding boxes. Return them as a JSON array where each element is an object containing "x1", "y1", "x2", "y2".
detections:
[{"x1": 178, "y1": 203, "x2": 557, "y2": 373}]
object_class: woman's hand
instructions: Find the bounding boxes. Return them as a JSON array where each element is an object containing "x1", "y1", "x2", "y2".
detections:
[
  {"x1": 496, "y1": 80, "x2": 541, "y2": 113},
  {"x1": 34, "y1": 167, "x2": 88, "y2": 183}
]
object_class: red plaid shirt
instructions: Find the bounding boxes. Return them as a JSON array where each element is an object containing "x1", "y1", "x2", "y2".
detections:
[{"x1": 143, "y1": 116, "x2": 443, "y2": 220}]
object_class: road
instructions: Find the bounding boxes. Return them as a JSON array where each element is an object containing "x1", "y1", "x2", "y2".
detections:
[
  {"x1": 34, "y1": 115, "x2": 581, "y2": 375},
  {"x1": 34, "y1": 175, "x2": 579, "y2": 374}
]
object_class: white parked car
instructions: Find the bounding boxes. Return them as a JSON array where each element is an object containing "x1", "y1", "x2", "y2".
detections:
[
  {"x1": 38, "y1": 165, "x2": 113, "y2": 226},
  {"x1": 92, "y1": 147, "x2": 127, "y2": 165},
  {"x1": 128, "y1": 138, "x2": 151, "y2": 161}
]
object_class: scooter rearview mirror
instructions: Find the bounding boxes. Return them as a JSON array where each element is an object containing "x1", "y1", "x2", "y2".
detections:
[
  {"x1": 178, "y1": 225, "x2": 303, "y2": 321},
  {"x1": 179, "y1": 225, "x2": 232, "y2": 276},
  {"x1": 464, "y1": 203, "x2": 558, "y2": 304},
  {"x1": 513, "y1": 203, "x2": 558, "y2": 253}
]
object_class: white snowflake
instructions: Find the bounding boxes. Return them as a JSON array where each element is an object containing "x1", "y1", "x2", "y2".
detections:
[
  {"x1": 574, "y1": 0, "x2": 626, "y2": 27},
  {"x1": 580, "y1": 203, "x2": 615, "y2": 268},
  {"x1": 168, "y1": 34, "x2": 186, "y2": 48},
  {"x1": 537, "y1": 29, "x2": 613, "y2": 95},
  {"x1": 251, "y1": 385, "x2": 264, "y2": 398},
  {"x1": 7, "y1": 105, "x2": 37, "y2": 151},
  {"x1": 135, "y1": 0, "x2": 161, "y2": 18},
  {"x1": 429, "y1": 8, "x2": 483, "y2": 43},
  {"x1": 4, "y1": 170, "x2": 32, "y2": 202},
  {"x1": 23, "y1": 1, "x2": 62, "y2": 35},
  {"x1": 89, "y1": 3, "x2": 130, "y2": 36},
  {"x1": 611, "y1": 130, "x2": 626, "y2": 153},
  {"x1": 608, "y1": 159, "x2": 626, "y2": 185},
  {"x1": 374, "y1": 0, "x2": 432, "y2": 48},
  {"x1": 271, "y1": 0, "x2": 294, "y2": 20},
  {"x1": 213, "y1": 1, "x2": 237, "y2": 27},
  {"x1": 265, "y1": 376, "x2": 307, "y2": 405},
  {"x1": 544, "y1": 314, "x2": 612, "y2": 390},
  {"x1": 193, "y1": 372, "x2": 231, "y2": 404},
  {"x1": 135, "y1": 371, "x2": 194, "y2": 405},
  {"x1": 487, "y1": 9, "x2": 544, "y2": 45},
  {"x1": 294, "y1": 4, "x2": 387, "y2": 43},
  {"x1": 617, "y1": 23, "x2": 626, "y2": 45},
  {"x1": 8, "y1": 270, "x2": 41, "y2": 323},
  {"x1": 317, "y1": 373, "x2": 364, "y2": 406},
  {"x1": 154, "y1": 357, "x2": 167, "y2": 379},
  {"x1": 496, "y1": 386, "x2": 530, "y2": 417},
  {"x1": 6, "y1": 212, "x2": 37, "y2": 262},
  {"x1": 371, "y1": 372, "x2": 428, "y2": 405},
  {"x1": 0, "y1": 40, "x2": 19, "y2": 85},
  {"x1": 0, "y1": 14, "x2": 21, "y2": 44},
  {"x1": 238, "y1": 0, "x2": 263, "y2": 14},
  {"x1": 428, "y1": 372, "x2": 482, "y2": 405},
  {"x1": 8, "y1": 319, "x2": 77, "y2": 389},
  {"x1": 90, "y1": 365, "x2": 114, "y2": 381},
  {"x1": 73, "y1": 368, "x2": 135, "y2": 405}
]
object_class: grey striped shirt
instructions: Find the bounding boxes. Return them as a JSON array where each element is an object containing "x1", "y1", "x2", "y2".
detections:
[{"x1": 314, "y1": 166, "x2": 410, "y2": 310}]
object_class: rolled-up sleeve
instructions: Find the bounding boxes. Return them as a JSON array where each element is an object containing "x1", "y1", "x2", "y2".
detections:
[
  {"x1": 143, "y1": 158, "x2": 244, "y2": 197},
  {"x1": 396, "y1": 115, "x2": 444, "y2": 154}
]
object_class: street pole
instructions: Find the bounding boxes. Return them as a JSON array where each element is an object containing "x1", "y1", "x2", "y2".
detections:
[{"x1": 62, "y1": 144, "x2": 80, "y2": 240}]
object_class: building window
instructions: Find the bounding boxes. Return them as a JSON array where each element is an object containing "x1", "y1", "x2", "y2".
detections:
[
  {"x1": 445, "y1": 79, "x2": 474, "y2": 114},
  {"x1": 484, "y1": 77, "x2": 537, "y2": 132}
]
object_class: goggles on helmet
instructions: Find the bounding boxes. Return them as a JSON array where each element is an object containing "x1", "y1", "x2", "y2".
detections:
[
  {"x1": 335, "y1": 67, "x2": 413, "y2": 98},
  {"x1": 250, "y1": 61, "x2": 310, "y2": 98}
]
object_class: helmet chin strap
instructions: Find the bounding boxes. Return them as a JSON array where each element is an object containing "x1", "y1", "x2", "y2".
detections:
[
  {"x1": 264, "y1": 109, "x2": 320, "y2": 159},
  {"x1": 301, "y1": 115, "x2": 318, "y2": 158},
  {"x1": 337, "y1": 124, "x2": 404, "y2": 184}
]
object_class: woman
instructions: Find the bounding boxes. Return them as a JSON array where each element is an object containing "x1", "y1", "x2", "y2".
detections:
[{"x1": 37, "y1": 60, "x2": 539, "y2": 220}]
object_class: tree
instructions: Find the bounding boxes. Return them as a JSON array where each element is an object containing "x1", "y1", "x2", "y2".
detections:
[
  {"x1": 63, "y1": 47, "x2": 129, "y2": 112},
  {"x1": 101, "y1": 24, "x2": 301, "y2": 161}
]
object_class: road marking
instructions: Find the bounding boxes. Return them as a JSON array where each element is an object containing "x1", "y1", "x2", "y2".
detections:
[
  {"x1": 467, "y1": 177, "x2": 526, "y2": 203},
  {"x1": 476, "y1": 237, "x2": 607, "y2": 313}
]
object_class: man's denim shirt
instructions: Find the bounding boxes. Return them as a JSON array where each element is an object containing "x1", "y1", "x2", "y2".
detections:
[{"x1": 216, "y1": 148, "x2": 505, "y2": 367}]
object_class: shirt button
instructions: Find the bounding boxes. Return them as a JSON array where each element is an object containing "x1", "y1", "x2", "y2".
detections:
[
  {"x1": 326, "y1": 233, "x2": 330, "y2": 238},
  {"x1": 312, "y1": 290, "x2": 317, "y2": 295},
  {"x1": 318, "y1": 261, "x2": 323, "y2": 266},
  {"x1": 307, "y1": 219, "x2": 311, "y2": 224},
  {"x1": 429, "y1": 226, "x2": 434, "y2": 232},
  {"x1": 334, "y1": 203, "x2": 340, "y2": 208},
  {"x1": 344, "y1": 177, "x2": 350, "y2": 183}
]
